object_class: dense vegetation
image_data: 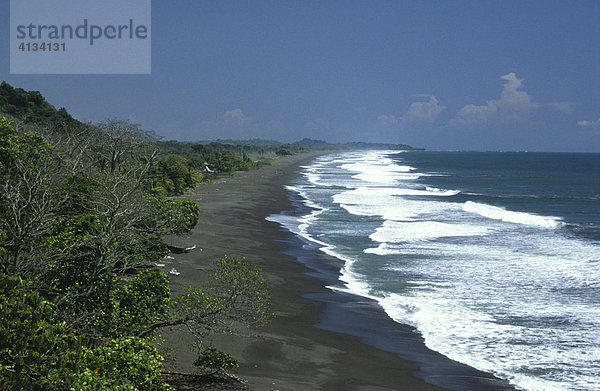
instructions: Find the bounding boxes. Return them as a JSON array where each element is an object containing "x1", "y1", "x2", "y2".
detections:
[
  {"x1": 0, "y1": 81, "x2": 299, "y2": 198},
  {"x1": 0, "y1": 84, "x2": 272, "y2": 390},
  {"x1": 0, "y1": 81, "x2": 75, "y2": 125},
  {"x1": 151, "y1": 140, "x2": 306, "y2": 195},
  {"x1": 0, "y1": 82, "x2": 419, "y2": 389}
]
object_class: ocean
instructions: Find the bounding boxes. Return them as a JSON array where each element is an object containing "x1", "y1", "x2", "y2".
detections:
[{"x1": 270, "y1": 150, "x2": 600, "y2": 391}]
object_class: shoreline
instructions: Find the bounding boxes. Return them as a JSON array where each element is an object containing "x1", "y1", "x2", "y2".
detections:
[{"x1": 162, "y1": 152, "x2": 513, "y2": 390}]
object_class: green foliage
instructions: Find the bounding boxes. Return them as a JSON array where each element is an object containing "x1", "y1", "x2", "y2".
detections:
[
  {"x1": 15, "y1": 131, "x2": 53, "y2": 163},
  {"x1": 0, "y1": 273, "x2": 173, "y2": 391},
  {"x1": 0, "y1": 118, "x2": 59, "y2": 276},
  {"x1": 58, "y1": 174, "x2": 101, "y2": 215},
  {"x1": 118, "y1": 268, "x2": 170, "y2": 336},
  {"x1": 0, "y1": 273, "x2": 83, "y2": 390},
  {"x1": 166, "y1": 257, "x2": 271, "y2": 339},
  {"x1": 43, "y1": 214, "x2": 106, "y2": 294},
  {"x1": 151, "y1": 147, "x2": 259, "y2": 195},
  {"x1": 42, "y1": 214, "x2": 173, "y2": 338},
  {"x1": 122, "y1": 233, "x2": 170, "y2": 266},
  {"x1": 141, "y1": 197, "x2": 200, "y2": 236},
  {"x1": 0, "y1": 116, "x2": 53, "y2": 174},
  {"x1": 193, "y1": 345, "x2": 238, "y2": 375},
  {"x1": 170, "y1": 286, "x2": 228, "y2": 334},
  {"x1": 152, "y1": 154, "x2": 197, "y2": 195},
  {"x1": 275, "y1": 148, "x2": 292, "y2": 156},
  {"x1": 201, "y1": 149, "x2": 257, "y2": 173},
  {"x1": 0, "y1": 81, "x2": 75, "y2": 125},
  {"x1": 165, "y1": 199, "x2": 200, "y2": 234},
  {"x1": 82, "y1": 337, "x2": 172, "y2": 391},
  {"x1": 0, "y1": 83, "x2": 274, "y2": 382},
  {"x1": 0, "y1": 116, "x2": 17, "y2": 172},
  {"x1": 45, "y1": 216, "x2": 123, "y2": 336},
  {"x1": 44, "y1": 213, "x2": 101, "y2": 249},
  {"x1": 210, "y1": 256, "x2": 272, "y2": 327},
  {"x1": 154, "y1": 140, "x2": 282, "y2": 195}
]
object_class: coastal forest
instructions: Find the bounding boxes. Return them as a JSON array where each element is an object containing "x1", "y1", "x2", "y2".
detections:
[{"x1": 0, "y1": 82, "x2": 273, "y2": 390}]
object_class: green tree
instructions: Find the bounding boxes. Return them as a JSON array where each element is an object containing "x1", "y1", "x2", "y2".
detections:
[
  {"x1": 153, "y1": 154, "x2": 194, "y2": 195},
  {"x1": 0, "y1": 273, "x2": 83, "y2": 390},
  {"x1": 0, "y1": 116, "x2": 195, "y2": 340},
  {"x1": 82, "y1": 337, "x2": 172, "y2": 391},
  {"x1": 41, "y1": 214, "x2": 172, "y2": 339},
  {"x1": 0, "y1": 118, "x2": 60, "y2": 276},
  {"x1": 1, "y1": 98, "x2": 274, "y2": 383},
  {"x1": 138, "y1": 257, "x2": 271, "y2": 340},
  {"x1": 117, "y1": 268, "x2": 171, "y2": 336},
  {"x1": 0, "y1": 273, "x2": 173, "y2": 391},
  {"x1": 57, "y1": 174, "x2": 101, "y2": 215},
  {"x1": 137, "y1": 197, "x2": 200, "y2": 237},
  {"x1": 0, "y1": 81, "x2": 75, "y2": 125}
]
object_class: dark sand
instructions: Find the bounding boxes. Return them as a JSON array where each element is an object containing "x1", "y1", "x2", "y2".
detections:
[{"x1": 162, "y1": 153, "x2": 514, "y2": 391}]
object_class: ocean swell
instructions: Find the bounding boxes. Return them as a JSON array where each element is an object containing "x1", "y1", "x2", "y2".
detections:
[{"x1": 462, "y1": 201, "x2": 564, "y2": 229}]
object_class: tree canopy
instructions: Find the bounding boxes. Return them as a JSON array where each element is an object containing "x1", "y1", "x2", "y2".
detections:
[{"x1": 0, "y1": 88, "x2": 272, "y2": 389}]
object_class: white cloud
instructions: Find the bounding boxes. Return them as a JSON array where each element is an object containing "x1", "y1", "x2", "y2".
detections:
[
  {"x1": 547, "y1": 102, "x2": 573, "y2": 113},
  {"x1": 454, "y1": 102, "x2": 496, "y2": 124},
  {"x1": 454, "y1": 72, "x2": 537, "y2": 125},
  {"x1": 577, "y1": 118, "x2": 600, "y2": 127},
  {"x1": 377, "y1": 114, "x2": 399, "y2": 128},
  {"x1": 224, "y1": 108, "x2": 252, "y2": 126},
  {"x1": 378, "y1": 95, "x2": 444, "y2": 129},
  {"x1": 402, "y1": 95, "x2": 445, "y2": 123}
]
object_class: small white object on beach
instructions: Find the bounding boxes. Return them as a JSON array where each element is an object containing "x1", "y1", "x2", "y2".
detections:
[
  {"x1": 182, "y1": 245, "x2": 196, "y2": 253},
  {"x1": 154, "y1": 263, "x2": 165, "y2": 267},
  {"x1": 164, "y1": 255, "x2": 175, "y2": 260},
  {"x1": 169, "y1": 268, "x2": 180, "y2": 276}
]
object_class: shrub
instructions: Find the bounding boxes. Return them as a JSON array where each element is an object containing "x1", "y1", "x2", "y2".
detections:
[{"x1": 193, "y1": 345, "x2": 238, "y2": 376}]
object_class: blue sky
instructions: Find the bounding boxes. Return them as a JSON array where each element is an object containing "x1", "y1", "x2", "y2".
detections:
[{"x1": 1, "y1": 0, "x2": 599, "y2": 151}]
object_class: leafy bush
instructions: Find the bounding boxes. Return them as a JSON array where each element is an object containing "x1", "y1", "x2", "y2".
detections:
[
  {"x1": 193, "y1": 345, "x2": 238, "y2": 375},
  {"x1": 0, "y1": 273, "x2": 173, "y2": 391},
  {"x1": 118, "y1": 268, "x2": 171, "y2": 336},
  {"x1": 0, "y1": 273, "x2": 83, "y2": 390},
  {"x1": 83, "y1": 337, "x2": 172, "y2": 391},
  {"x1": 0, "y1": 81, "x2": 75, "y2": 124},
  {"x1": 152, "y1": 154, "x2": 197, "y2": 195}
]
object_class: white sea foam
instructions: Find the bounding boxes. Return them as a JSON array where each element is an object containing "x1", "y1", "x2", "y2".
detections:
[
  {"x1": 285, "y1": 185, "x2": 323, "y2": 210},
  {"x1": 351, "y1": 171, "x2": 423, "y2": 183},
  {"x1": 369, "y1": 220, "x2": 490, "y2": 243},
  {"x1": 462, "y1": 201, "x2": 564, "y2": 229},
  {"x1": 371, "y1": 245, "x2": 600, "y2": 390},
  {"x1": 334, "y1": 187, "x2": 458, "y2": 222},
  {"x1": 340, "y1": 162, "x2": 416, "y2": 173},
  {"x1": 321, "y1": 248, "x2": 376, "y2": 299},
  {"x1": 334, "y1": 185, "x2": 461, "y2": 200},
  {"x1": 337, "y1": 186, "x2": 459, "y2": 197},
  {"x1": 364, "y1": 243, "x2": 404, "y2": 255},
  {"x1": 265, "y1": 214, "x2": 300, "y2": 233},
  {"x1": 277, "y1": 150, "x2": 600, "y2": 391},
  {"x1": 375, "y1": 235, "x2": 600, "y2": 391},
  {"x1": 302, "y1": 171, "x2": 326, "y2": 186},
  {"x1": 335, "y1": 151, "x2": 422, "y2": 184}
]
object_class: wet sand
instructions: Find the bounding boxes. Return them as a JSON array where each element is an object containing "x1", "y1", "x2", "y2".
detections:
[{"x1": 162, "y1": 153, "x2": 513, "y2": 391}]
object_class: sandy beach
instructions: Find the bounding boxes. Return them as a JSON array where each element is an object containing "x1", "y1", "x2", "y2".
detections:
[{"x1": 161, "y1": 153, "x2": 512, "y2": 391}]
